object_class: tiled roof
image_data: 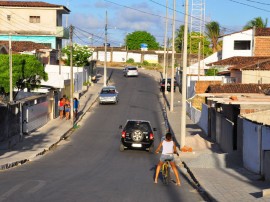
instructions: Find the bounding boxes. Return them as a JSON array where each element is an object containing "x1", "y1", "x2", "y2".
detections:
[
  {"x1": 0, "y1": 41, "x2": 50, "y2": 52},
  {"x1": 206, "y1": 83, "x2": 270, "y2": 94},
  {"x1": 255, "y1": 28, "x2": 270, "y2": 36},
  {"x1": 207, "y1": 56, "x2": 270, "y2": 70},
  {"x1": 0, "y1": 1, "x2": 70, "y2": 11}
]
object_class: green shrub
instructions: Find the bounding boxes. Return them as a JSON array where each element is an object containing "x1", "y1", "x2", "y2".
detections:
[{"x1": 126, "y1": 58, "x2": 134, "y2": 63}]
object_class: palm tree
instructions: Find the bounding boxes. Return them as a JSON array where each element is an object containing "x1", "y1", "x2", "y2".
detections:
[
  {"x1": 243, "y1": 17, "x2": 268, "y2": 30},
  {"x1": 205, "y1": 21, "x2": 221, "y2": 53}
]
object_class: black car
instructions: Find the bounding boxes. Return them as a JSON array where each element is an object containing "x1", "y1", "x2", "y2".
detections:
[
  {"x1": 160, "y1": 78, "x2": 177, "y2": 92},
  {"x1": 119, "y1": 120, "x2": 156, "y2": 152}
]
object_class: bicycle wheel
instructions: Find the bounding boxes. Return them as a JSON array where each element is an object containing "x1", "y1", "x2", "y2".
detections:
[{"x1": 162, "y1": 163, "x2": 170, "y2": 185}]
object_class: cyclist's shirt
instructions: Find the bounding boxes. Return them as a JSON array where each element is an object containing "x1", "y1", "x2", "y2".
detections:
[{"x1": 162, "y1": 140, "x2": 174, "y2": 154}]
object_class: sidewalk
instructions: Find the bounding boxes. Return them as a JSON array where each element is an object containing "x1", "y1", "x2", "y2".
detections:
[
  {"x1": 0, "y1": 76, "x2": 104, "y2": 170},
  {"x1": 165, "y1": 85, "x2": 270, "y2": 201}
]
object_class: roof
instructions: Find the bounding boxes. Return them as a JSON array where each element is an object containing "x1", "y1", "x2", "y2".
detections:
[
  {"x1": 0, "y1": 41, "x2": 50, "y2": 53},
  {"x1": 241, "y1": 110, "x2": 270, "y2": 125},
  {"x1": 207, "y1": 56, "x2": 270, "y2": 70},
  {"x1": 0, "y1": 1, "x2": 70, "y2": 12},
  {"x1": 255, "y1": 28, "x2": 270, "y2": 36},
  {"x1": 206, "y1": 83, "x2": 270, "y2": 94}
]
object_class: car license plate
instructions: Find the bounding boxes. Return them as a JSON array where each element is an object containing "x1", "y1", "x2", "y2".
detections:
[{"x1": 132, "y1": 143, "x2": 142, "y2": 148}]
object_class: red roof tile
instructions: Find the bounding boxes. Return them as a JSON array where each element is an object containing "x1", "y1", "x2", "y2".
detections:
[
  {"x1": 0, "y1": 1, "x2": 70, "y2": 12},
  {"x1": 207, "y1": 56, "x2": 270, "y2": 70},
  {"x1": 255, "y1": 28, "x2": 270, "y2": 36},
  {"x1": 206, "y1": 83, "x2": 270, "y2": 94},
  {"x1": 0, "y1": 40, "x2": 50, "y2": 52}
]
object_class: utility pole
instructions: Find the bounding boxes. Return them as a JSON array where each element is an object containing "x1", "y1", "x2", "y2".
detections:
[
  {"x1": 69, "y1": 25, "x2": 74, "y2": 125},
  {"x1": 181, "y1": 0, "x2": 189, "y2": 147},
  {"x1": 104, "y1": 11, "x2": 108, "y2": 87},
  {"x1": 163, "y1": 0, "x2": 168, "y2": 78},
  {"x1": 58, "y1": 44, "x2": 61, "y2": 75},
  {"x1": 9, "y1": 33, "x2": 13, "y2": 102},
  {"x1": 170, "y1": 0, "x2": 176, "y2": 112},
  {"x1": 198, "y1": 41, "x2": 201, "y2": 81}
]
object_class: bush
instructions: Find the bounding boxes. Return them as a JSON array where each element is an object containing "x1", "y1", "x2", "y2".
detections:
[
  {"x1": 126, "y1": 58, "x2": 134, "y2": 63},
  {"x1": 142, "y1": 60, "x2": 149, "y2": 65}
]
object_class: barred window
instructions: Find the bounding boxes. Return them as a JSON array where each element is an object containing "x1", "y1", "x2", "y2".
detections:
[{"x1": 29, "y1": 16, "x2": 40, "y2": 23}]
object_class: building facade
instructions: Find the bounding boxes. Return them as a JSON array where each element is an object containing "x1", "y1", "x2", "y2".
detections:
[{"x1": 0, "y1": 1, "x2": 70, "y2": 49}]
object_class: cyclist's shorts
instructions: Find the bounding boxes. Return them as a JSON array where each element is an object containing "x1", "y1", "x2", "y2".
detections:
[{"x1": 160, "y1": 154, "x2": 174, "y2": 162}]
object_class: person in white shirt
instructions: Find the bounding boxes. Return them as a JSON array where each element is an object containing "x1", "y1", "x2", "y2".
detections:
[{"x1": 154, "y1": 132, "x2": 181, "y2": 186}]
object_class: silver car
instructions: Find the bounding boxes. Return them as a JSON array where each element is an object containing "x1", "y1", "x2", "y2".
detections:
[
  {"x1": 123, "y1": 66, "x2": 139, "y2": 77},
  {"x1": 99, "y1": 86, "x2": 119, "y2": 104}
]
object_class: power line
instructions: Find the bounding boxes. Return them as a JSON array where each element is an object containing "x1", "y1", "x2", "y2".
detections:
[{"x1": 227, "y1": 0, "x2": 270, "y2": 12}]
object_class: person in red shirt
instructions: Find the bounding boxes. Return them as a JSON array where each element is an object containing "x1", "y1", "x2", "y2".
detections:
[{"x1": 59, "y1": 98, "x2": 65, "y2": 119}]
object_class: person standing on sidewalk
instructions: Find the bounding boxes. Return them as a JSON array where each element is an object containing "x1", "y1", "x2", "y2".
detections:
[
  {"x1": 65, "y1": 99, "x2": 71, "y2": 120},
  {"x1": 58, "y1": 97, "x2": 65, "y2": 119},
  {"x1": 154, "y1": 132, "x2": 181, "y2": 186},
  {"x1": 73, "y1": 97, "x2": 79, "y2": 119}
]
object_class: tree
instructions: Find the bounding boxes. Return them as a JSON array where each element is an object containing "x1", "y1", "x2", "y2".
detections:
[
  {"x1": 243, "y1": 17, "x2": 268, "y2": 30},
  {"x1": 125, "y1": 31, "x2": 159, "y2": 50},
  {"x1": 205, "y1": 21, "x2": 222, "y2": 53},
  {"x1": 175, "y1": 25, "x2": 213, "y2": 56},
  {"x1": 0, "y1": 54, "x2": 48, "y2": 98},
  {"x1": 62, "y1": 43, "x2": 93, "y2": 67}
]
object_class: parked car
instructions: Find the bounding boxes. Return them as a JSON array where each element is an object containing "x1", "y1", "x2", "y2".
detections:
[
  {"x1": 119, "y1": 120, "x2": 156, "y2": 152},
  {"x1": 123, "y1": 66, "x2": 139, "y2": 77},
  {"x1": 99, "y1": 86, "x2": 119, "y2": 104},
  {"x1": 159, "y1": 78, "x2": 177, "y2": 92}
]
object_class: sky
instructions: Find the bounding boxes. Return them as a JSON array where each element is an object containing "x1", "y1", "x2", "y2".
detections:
[{"x1": 28, "y1": 0, "x2": 270, "y2": 46}]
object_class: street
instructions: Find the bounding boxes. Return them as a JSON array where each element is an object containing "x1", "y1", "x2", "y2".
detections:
[{"x1": 0, "y1": 68, "x2": 205, "y2": 202}]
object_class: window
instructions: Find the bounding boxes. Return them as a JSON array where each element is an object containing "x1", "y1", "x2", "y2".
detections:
[
  {"x1": 234, "y1": 40, "x2": 251, "y2": 50},
  {"x1": 29, "y1": 16, "x2": 40, "y2": 23}
]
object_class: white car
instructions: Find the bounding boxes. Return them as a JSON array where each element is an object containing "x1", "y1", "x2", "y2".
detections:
[
  {"x1": 99, "y1": 86, "x2": 119, "y2": 104},
  {"x1": 123, "y1": 66, "x2": 139, "y2": 77}
]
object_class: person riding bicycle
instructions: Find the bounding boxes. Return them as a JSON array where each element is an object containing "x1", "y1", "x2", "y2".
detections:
[{"x1": 154, "y1": 132, "x2": 181, "y2": 186}]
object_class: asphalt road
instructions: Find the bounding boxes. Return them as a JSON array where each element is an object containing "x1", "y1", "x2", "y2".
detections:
[{"x1": 0, "y1": 68, "x2": 205, "y2": 202}]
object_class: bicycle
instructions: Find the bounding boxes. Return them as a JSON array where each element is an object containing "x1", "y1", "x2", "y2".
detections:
[{"x1": 160, "y1": 152, "x2": 179, "y2": 185}]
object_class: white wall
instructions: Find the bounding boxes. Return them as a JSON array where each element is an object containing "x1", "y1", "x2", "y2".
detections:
[
  {"x1": 243, "y1": 120, "x2": 261, "y2": 174},
  {"x1": 222, "y1": 29, "x2": 253, "y2": 60},
  {"x1": 188, "y1": 52, "x2": 221, "y2": 75}
]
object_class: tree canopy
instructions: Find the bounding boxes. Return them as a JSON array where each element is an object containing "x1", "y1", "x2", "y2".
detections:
[
  {"x1": 175, "y1": 25, "x2": 213, "y2": 56},
  {"x1": 125, "y1": 31, "x2": 159, "y2": 50},
  {"x1": 0, "y1": 54, "x2": 48, "y2": 98},
  {"x1": 243, "y1": 17, "x2": 268, "y2": 30},
  {"x1": 205, "y1": 21, "x2": 222, "y2": 53},
  {"x1": 62, "y1": 43, "x2": 93, "y2": 67}
]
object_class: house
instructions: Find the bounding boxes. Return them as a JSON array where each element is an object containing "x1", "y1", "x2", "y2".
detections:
[
  {"x1": 207, "y1": 56, "x2": 270, "y2": 83},
  {"x1": 188, "y1": 28, "x2": 270, "y2": 75},
  {"x1": 0, "y1": 1, "x2": 70, "y2": 49},
  {"x1": 0, "y1": 40, "x2": 59, "y2": 65}
]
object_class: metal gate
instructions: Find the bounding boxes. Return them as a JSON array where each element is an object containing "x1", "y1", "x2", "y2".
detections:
[{"x1": 22, "y1": 96, "x2": 49, "y2": 134}]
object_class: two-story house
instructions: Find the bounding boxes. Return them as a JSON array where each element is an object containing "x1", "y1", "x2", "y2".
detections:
[{"x1": 0, "y1": 1, "x2": 70, "y2": 49}]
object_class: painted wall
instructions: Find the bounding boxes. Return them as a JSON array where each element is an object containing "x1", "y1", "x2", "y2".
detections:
[
  {"x1": 0, "y1": 7, "x2": 58, "y2": 33},
  {"x1": 242, "y1": 70, "x2": 270, "y2": 84},
  {"x1": 243, "y1": 120, "x2": 261, "y2": 174},
  {"x1": 222, "y1": 29, "x2": 253, "y2": 60},
  {"x1": 186, "y1": 102, "x2": 208, "y2": 135}
]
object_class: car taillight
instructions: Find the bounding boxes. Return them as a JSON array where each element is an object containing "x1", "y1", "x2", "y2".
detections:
[
  {"x1": 150, "y1": 133, "x2": 154, "y2": 140},
  {"x1": 122, "y1": 131, "x2": 126, "y2": 138}
]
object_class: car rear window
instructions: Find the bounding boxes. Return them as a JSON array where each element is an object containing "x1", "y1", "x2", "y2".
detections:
[
  {"x1": 128, "y1": 67, "x2": 137, "y2": 70},
  {"x1": 101, "y1": 89, "x2": 115, "y2": 94},
  {"x1": 125, "y1": 121, "x2": 151, "y2": 132}
]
